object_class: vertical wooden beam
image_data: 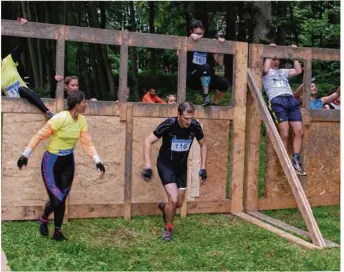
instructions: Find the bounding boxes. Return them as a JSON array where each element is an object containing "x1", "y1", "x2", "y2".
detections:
[
  {"x1": 55, "y1": 26, "x2": 66, "y2": 113},
  {"x1": 119, "y1": 31, "x2": 129, "y2": 121},
  {"x1": 303, "y1": 50, "x2": 312, "y2": 110},
  {"x1": 177, "y1": 37, "x2": 187, "y2": 103},
  {"x1": 124, "y1": 103, "x2": 134, "y2": 220},
  {"x1": 230, "y1": 42, "x2": 248, "y2": 213},
  {"x1": 247, "y1": 69, "x2": 326, "y2": 248},
  {"x1": 244, "y1": 44, "x2": 264, "y2": 212},
  {"x1": 54, "y1": 26, "x2": 68, "y2": 223}
]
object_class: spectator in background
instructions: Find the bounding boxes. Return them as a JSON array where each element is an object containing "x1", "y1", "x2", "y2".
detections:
[
  {"x1": 166, "y1": 94, "x2": 177, "y2": 104},
  {"x1": 324, "y1": 92, "x2": 340, "y2": 109},
  {"x1": 142, "y1": 88, "x2": 166, "y2": 104},
  {"x1": 163, "y1": 66, "x2": 169, "y2": 74},
  {"x1": 53, "y1": 75, "x2": 97, "y2": 101},
  {"x1": 294, "y1": 82, "x2": 340, "y2": 110}
]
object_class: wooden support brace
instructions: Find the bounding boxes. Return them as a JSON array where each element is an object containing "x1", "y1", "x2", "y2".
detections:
[
  {"x1": 248, "y1": 212, "x2": 339, "y2": 248},
  {"x1": 247, "y1": 69, "x2": 326, "y2": 248},
  {"x1": 234, "y1": 213, "x2": 321, "y2": 250}
]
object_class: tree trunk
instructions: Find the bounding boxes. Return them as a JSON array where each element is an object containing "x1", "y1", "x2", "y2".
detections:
[
  {"x1": 33, "y1": 3, "x2": 45, "y2": 91},
  {"x1": 129, "y1": 1, "x2": 139, "y2": 101},
  {"x1": 21, "y1": 2, "x2": 42, "y2": 89},
  {"x1": 252, "y1": 1, "x2": 272, "y2": 44},
  {"x1": 276, "y1": 2, "x2": 287, "y2": 45},
  {"x1": 149, "y1": 1, "x2": 156, "y2": 75},
  {"x1": 183, "y1": 2, "x2": 191, "y2": 36},
  {"x1": 224, "y1": 2, "x2": 236, "y2": 85}
]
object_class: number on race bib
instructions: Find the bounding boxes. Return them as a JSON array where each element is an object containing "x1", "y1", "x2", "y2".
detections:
[
  {"x1": 192, "y1": 52, "x2": 207, "y2": 65},
  {"x1": 171, "y1": 139, "x2": 192, "y2": 152},
  {"x1": 5, "y1": 81, "x2": 21, "y2": 98}
]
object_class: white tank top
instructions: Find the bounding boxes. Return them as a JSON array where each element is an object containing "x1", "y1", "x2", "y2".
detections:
[{"x1": 262, "y1": 68, "x2": 293, "y2": 101}]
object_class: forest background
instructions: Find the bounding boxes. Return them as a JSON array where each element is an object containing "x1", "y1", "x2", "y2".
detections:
[{"x1": 1, "y1": 1, "x2": 340, "y2": 103}]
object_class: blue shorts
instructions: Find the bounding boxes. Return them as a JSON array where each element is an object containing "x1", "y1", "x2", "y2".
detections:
[{"x1": 269, "y1": 95, "x2": 302, "y2": 123}]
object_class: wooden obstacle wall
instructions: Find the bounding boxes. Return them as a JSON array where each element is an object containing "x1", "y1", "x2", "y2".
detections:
[
  {"x1": 245, "y1": 44, "x2": 340, "y2": 212},
  {"x1": 1, "y1": 20, "x2": 340, "y2": 221}
]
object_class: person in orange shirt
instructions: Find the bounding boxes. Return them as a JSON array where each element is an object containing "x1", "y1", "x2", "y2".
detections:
[{"x1": 142, "y1": 88, "x2": 166, "y2": 104}]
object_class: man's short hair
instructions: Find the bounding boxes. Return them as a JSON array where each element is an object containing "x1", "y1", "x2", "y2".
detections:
[{"x1": 178, "y1": 101, "x2": 195, "y2": 115}]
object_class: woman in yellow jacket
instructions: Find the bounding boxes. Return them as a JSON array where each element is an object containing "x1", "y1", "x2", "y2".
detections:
[{"x1": 17, "y1": 91, "x2": 105, "y2": 241}]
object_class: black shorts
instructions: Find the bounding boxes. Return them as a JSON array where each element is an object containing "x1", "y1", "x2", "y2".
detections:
[
  {"x1": 157, "y1": 160, "x2": 187, "y2": 189},
  {"x1": 187, "y1": 64, "x2": 229, "y2": 92},
  {"x1": 269, "y1": 95, "x2": 302, "y2": 123}
]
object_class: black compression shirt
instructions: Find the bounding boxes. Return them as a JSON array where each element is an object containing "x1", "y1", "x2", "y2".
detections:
[{"x1": 153, "y1": 117, "x2": 204, "y2": 168}]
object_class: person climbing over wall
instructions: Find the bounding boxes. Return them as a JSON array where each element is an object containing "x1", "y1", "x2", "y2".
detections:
[
  {"x1": 17, "y1": 91, "x2": 105, "y2": 241},
  {"x1": 181, "y1": 20, "x2": 230, "y2": 106},
  {"x1": 262, "y1": 43, "x2": 306, "y2": 176},
  {"x1": 142, "y1": 101, "x2": 207, "y2": 241},
  {"x1": 1, "y1": 17, "x2": 54, "y2": 119}
]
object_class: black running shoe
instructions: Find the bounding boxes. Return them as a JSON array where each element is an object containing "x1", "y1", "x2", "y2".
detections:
[
  {"x1": 158, "y1": 202, "x2": 166, "y2": 223},
  {"x1": 52, "y1": 229, "x2": 68, "y2": 241},
  {"x1": 38, "y1": 214, "x2": 49, "y2": 236},
  {"x1": 162, "y1": 227, "x2": 173, "y2": 241}
]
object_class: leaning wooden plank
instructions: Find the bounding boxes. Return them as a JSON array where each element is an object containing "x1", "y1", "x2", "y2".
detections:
[
  {"x1": 234, "y1": 213, "x2": 321, "y2": 250},
  {"x1": 247, "y1": 69, "x2": 326, "y2": 248},
  {"x1": 248, "y1": 212, "x2": 338, "y2": 248}
]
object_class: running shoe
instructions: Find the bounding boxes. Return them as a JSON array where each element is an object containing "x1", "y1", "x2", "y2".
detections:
[
  {"x1": 158, "y1": 202, "x2": 166, "y2": 223},
  {"x1": 292, "y1": 161, "x2": 307, "y2": 176},
  {"x1": 38, "y1": 214, "x2": 49, "y2": 236},
  {"x1": 162, "y1": 227, "x2": 173, "y2": 241},
  {"x1": 46, "y1": 111, "x2": 54, "y2": 119},
  {"x1": 52, "y1": 229, "x2": 68, "y2": 241},
  {"x1": 202, "y1": 95, "x2": 212, "y2": 106}
]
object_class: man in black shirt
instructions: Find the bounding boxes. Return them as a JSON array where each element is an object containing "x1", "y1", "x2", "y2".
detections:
[
  {"x1": 186, "y1": 20, "x2": 230, "y2": 106},
  {"x1": 142, "y1": 102, "x2": 208, "y2": 241}
]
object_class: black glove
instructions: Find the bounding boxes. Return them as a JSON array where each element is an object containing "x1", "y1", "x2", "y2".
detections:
[
  {"x1": 142, "y1": 168, "x2": 153, "y2": 181},
  {"x1": 17, "y1": 155, "x2": 28, "y2": 169},
  {"x1": 199, "y1": 169, "x2": 207, "y2": 183},
  {"x1": 96, "y1": 162, "x2": 105, "y2": 174}
]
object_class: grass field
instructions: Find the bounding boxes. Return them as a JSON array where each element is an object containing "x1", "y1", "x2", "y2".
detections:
[{"x1": 2, "y1": 205, "x2": 340, "y2": 271}]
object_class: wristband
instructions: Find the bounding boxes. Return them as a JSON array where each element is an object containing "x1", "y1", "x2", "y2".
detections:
[
  {"x1": 92, "y1": 154, "x2": 101, "y2": 164},
  {"x1": 22, "y1": 147, "x2": 32, "y2": 158}
]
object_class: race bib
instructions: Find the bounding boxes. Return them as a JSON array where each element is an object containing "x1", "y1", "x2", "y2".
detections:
[
  {"x1": 273, "y1": 80, "x2": 288, "y2": 88},
  {"x1": 171, "y1": 139, "x2": 192, "y2": 152},
  {"x1": 5, "y1": 81, "x2": 21, "y2": 98},
  {"x1": 192, "y1": 52, "x2": 207, "y2": 65},
  {"x1": 57, "y1": 148, "x2": 74, "y2": 156}
]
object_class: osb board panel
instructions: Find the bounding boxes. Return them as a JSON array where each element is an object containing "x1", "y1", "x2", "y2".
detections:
[
  {"x1": 198, "y1": 119, "x2": 229, "y2": 201},
  {"x1": 264, "y1": 122, "x2": 340, "y2": 199},
  {"x1": 131, "y1": 118, "x2": 230, "y2": 203},
  {"x1": 69, "y1": 116, "x2": 126, "y2": 205},
  {"x1": 2, "y1": 114, "x2": 50, "y2": 207},
  {"x1": 303, "y1": 122, "x2": 340, "y2": 196},
  {"x1": 131, "y1": 117, "x2": 168, "y2": 203}
]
